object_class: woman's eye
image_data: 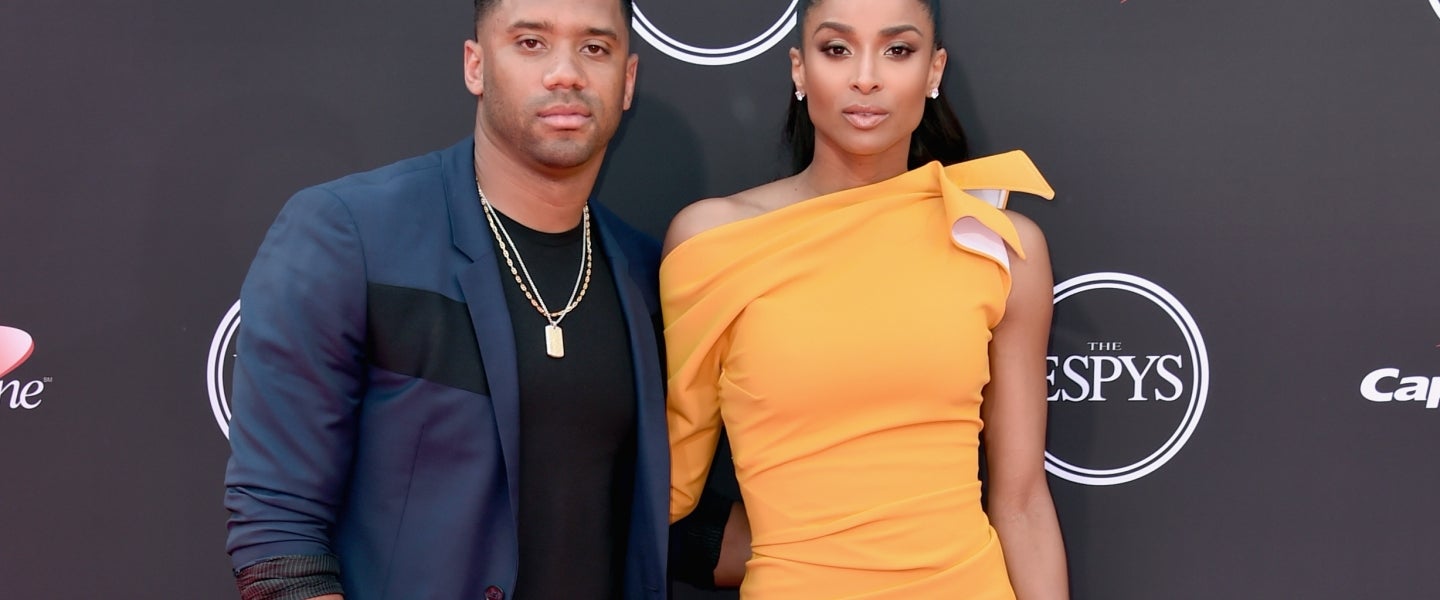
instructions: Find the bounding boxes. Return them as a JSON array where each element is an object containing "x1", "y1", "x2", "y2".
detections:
[
  {"x1": 886, "y1": 45, "x2": 914, "y2": 57},
  {"x1": 822, "y1": 44, "x2": 850, "y2": 56}
]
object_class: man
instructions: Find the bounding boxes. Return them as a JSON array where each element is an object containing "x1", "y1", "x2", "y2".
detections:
[{"x1": 224, "y1": 1, "x2": 730, "y2": 598}]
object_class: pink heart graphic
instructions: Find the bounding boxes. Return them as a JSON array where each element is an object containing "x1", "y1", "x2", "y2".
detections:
[{"x1": 0, "y1": 326, "x2": 36, "y2": 379}]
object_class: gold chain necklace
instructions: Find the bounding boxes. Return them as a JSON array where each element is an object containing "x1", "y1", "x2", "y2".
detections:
[{"x1": 476, "y1": 180, "x2": 592, "y2": 358}]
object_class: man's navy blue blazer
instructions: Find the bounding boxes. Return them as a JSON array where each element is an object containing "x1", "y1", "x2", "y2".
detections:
[{"x1": 224, "y1": 138, "x2": 668, "y2": 600}]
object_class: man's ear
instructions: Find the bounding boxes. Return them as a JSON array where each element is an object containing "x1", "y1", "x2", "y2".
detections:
[
  {"x1": 623, "y1": 54, "x2": 638, "y2": 110},
  {"x1": 463, "y1": 39, "x2": 485, "y2": 97}
]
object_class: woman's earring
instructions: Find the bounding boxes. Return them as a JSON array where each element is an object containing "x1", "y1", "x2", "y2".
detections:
[
  {"x1": 929, "y1": 88, "x2": 940, "y2": 100},
  {"x1": 795, "y1": 90, "x2": 806, "y2": 101}
]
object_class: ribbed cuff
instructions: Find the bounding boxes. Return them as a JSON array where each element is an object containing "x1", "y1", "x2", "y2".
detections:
[
  {"x1": 235, "y1": 554, "x2": 344, "y2": 600},
  {"x1": 669, "y1": 489, "x2": 731, "y2": 589}
]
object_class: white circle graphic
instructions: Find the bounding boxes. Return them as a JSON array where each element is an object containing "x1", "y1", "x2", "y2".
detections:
[
  {"x1": 207, "y1": 300, "x2": 241, "y2": 439},
  {"x1": 631, "y1": 1, "x2": 798, "y2": 66},
  {"x1": 1044, "y1": 272, "x2": 1209, "y2": 486}
]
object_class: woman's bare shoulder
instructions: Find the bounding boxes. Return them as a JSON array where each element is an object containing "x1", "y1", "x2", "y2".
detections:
[
  {"x1": 1002, "y1": 209, "x2": 1048, "y2": 254},
  {"x1": 663, "y1": 177, "x2": 803, "y2": 257}
]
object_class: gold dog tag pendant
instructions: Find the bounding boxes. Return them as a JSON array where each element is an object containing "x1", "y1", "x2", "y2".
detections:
[{"x1": 545, "y1": 324, "x2": 565, "y2": 358}]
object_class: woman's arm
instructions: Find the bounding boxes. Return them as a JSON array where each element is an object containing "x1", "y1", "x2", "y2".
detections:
[
  {"x1": 664, "y1": 198, "x2": 759, "y2": 582},
  {"x1": 714, "y1": 499, "x2": 751, "y2": 586},
  {"x1": 981, "y1": 211, "x2": 1069, "y2": 599},
  {"x1": 663, "y1": 202, "x2": 732, "y2": 523}
]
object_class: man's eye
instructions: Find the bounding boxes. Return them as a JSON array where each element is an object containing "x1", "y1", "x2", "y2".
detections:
[
  {"x1": 518, "y1": 39, "x2": 543, "y2": 50},
  {"x1": 582, "y1": 44, "x2": 609, "y2": 55}
]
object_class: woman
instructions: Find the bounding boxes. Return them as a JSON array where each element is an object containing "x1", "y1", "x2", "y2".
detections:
[{"x1": 662, "y1": 0, "x2": 1068, "y2": 597}]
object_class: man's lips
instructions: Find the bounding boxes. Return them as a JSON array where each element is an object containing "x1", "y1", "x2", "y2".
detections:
[
  {"x1": 842, "y1": 106, "x2": 889, "y2": 130},
  {"x1": 538, "y1": 105, "x2": 592, "y2": 129}
]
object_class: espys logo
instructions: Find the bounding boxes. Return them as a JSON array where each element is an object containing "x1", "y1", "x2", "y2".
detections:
[
  {"x1": 1432, "y1": 0, "x2": 1440, "y2": 21},
  {"x1": 1, "y1": 326, "x2": 50, "y2": 410},
  {"x1": 207, "y1": 301, "x2": 241, "y2": 438},
  {"x1": 1044, "y1": 273, "x2": 1209, "y2": 486},
  {"x1": 632, "y1": 1, "x2": 798, "y2": 66}
]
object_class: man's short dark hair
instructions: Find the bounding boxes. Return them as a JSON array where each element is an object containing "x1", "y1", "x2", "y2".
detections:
[{"x1": 474, "y1": 0, "x2": 635, "y2": 31}]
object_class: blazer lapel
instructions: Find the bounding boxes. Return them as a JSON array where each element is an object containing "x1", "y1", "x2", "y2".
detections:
[
  {"x1": 594, "y1": 209, "x2": 668, "y2": 588},
  {"x1": 442, "y1": 138, "x2": 522, "y2": 523}
]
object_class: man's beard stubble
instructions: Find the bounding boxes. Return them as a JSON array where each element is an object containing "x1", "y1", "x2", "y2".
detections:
[{"x1": 481, "y1": 89, "x2": 613, "y2": 171}]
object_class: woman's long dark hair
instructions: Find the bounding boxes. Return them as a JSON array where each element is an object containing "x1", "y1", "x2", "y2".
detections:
[{"x1": 784, "y1": 0, "x2": 969, "y2": 174}]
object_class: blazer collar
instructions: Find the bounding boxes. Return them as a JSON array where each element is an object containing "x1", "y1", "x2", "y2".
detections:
[{"x1": 441, "y1": 137, "x2": 495, "y2": 262}]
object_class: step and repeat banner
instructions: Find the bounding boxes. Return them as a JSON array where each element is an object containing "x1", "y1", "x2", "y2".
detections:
[{"x1": 2, "y1": 1, "x2": 1437, "y2": 598}]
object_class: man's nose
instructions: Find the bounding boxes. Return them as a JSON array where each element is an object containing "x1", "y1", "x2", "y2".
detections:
[{"x1": 543, "y1": 50, "x2": 586, "y2": 91}]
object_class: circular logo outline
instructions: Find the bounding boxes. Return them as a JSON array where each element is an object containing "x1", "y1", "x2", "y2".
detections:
[
  {"x1": 207, "y1": 300, "x2": 241, "y2": 439},
  {"x1": 1432, "y1": 0, "x2": 1440, "y2": 21},
  {"x1": 1044, "y1": 272, "x2": 1209, "y2": 486},
  {"x1": 631, "y1": 1, "x2": 799, "y2": 66}
]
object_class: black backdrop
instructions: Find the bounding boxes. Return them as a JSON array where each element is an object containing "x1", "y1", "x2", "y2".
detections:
[{"x1": 2, "y1": 2, "x2": 1438, "y2": 598}]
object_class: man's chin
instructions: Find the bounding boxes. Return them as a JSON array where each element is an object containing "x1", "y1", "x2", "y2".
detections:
[{"x1": 528, "y1": 141, "x2": 602, "y2": 170}]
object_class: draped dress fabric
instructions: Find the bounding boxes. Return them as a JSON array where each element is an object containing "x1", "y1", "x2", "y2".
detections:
[{"x1": 662, "y1": 153, "x2": 1054, "y2": 599}]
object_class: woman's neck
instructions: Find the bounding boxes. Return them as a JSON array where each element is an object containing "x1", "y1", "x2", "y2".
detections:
[{"x1": 796, "y1": 138, "x2": 911, "y2": 199}]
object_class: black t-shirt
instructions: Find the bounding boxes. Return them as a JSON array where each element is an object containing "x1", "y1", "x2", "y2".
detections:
[{"x1": 488, "y1": 206, "x2": 637, "y2": 600}]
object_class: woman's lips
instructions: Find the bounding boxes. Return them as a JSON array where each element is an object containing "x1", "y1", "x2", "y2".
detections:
[{"x1": 842, "y1": 107, "x2": 889, "y2": 130}]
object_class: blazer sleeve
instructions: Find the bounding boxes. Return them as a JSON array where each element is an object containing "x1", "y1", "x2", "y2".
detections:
[{"x1": 224, "y1": 186, "x2": 368, "y2": 572}]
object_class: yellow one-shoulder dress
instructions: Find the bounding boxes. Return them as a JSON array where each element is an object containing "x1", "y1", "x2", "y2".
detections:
[{"x1": 663, "y1": 153, "x2": 1054, "y2": 599}]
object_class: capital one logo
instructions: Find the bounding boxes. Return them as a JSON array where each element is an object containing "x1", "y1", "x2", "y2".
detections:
[
  {"x1": 1044, "y1": 273, "x2": 1210, "y2": 486},
  {"x1": 207, "y1": 301, "x2": 241, "y2": 438},
  {"x1": 1361, "y1": 367, "x2": 1440, "y2": 409},
  {"x1": 631, "y1": 1, "x2": 798, "y2": 66},
  {"x1": 1, "y1": 326, "x2": 48, "y2": 410}
]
